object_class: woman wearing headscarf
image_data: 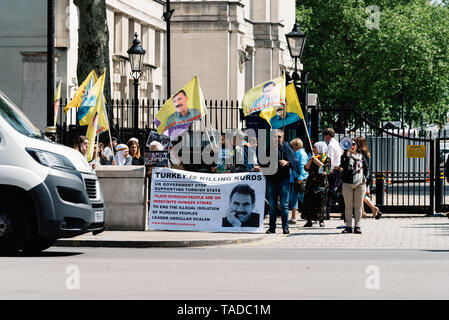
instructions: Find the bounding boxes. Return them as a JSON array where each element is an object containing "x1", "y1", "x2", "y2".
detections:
[
  {"x1": 302, "y1": 141, "x2": 332, "y2": 228},
  {"x1": 114, "y1": 144, "x2": 132, "y2": 165}
]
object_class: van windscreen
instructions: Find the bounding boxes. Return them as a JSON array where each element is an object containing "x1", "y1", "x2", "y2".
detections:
[{"x1": 0, "y1": 90, "x2": 42, "y2": 137}]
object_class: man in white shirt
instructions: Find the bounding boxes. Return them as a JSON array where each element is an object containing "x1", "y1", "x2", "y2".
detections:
[
  {"x1": 104, "y1": 137, "x2": 118, "y2": 159},
  {"x1": 323, "y1": 128, "x2": 343, "y2": 220}
]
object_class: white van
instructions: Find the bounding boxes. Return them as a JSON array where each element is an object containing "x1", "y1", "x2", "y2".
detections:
[{"x1": 0, "y1": 90, "x2": 105, "y2": 254}]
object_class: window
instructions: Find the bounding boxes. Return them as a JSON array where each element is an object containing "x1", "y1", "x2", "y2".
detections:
[{"x1": 0, "y1": 90, "x2": 41, "y2": 137}]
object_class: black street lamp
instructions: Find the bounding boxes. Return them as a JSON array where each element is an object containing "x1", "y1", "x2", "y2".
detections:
[
  {"x1": 285, "y1": 18, "x2": 307, "y2": 81},
  {"x1": 127, "y1": 32, "x2": 146, "y2": 133},
  {"x1": 46, "y1": 0, "x2": 55, "y2": 140},
  {"x1": 285, "y1": 19, "x2": 312, "y2": 151},
  {"x1": 163, "y1": 0, "x2": 175, "y2": 99}
]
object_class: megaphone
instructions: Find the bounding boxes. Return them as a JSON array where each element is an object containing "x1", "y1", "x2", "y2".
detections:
[{"x1": 339, "y1": 137, "x2": 353, "y2": 150}]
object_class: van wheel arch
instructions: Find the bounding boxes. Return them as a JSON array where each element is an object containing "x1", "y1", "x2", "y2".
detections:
[{"x1": 0, "y1": 185, "x2": 45, "y2": 254}]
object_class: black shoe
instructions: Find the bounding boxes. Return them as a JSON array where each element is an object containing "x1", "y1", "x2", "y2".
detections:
[
  {"x1": 266, "y1": 228, "x2": 275, "y2": 234},
  {"x1": 303, "y1": 221, "x2": 313, "y2": 227},
  {"x1": 319, "y1": 222, "x2": 325, "y2": 227},
  {"x1": 354, "y1": 227, "x2": 362, "y2": 234},
  {"x1": 283, "y1": 228, "x2": 290, "y2": 234},
  {"x1": 342, "y1": 227, "x2": 352, "y2": 234},
  {"x1": 375, "y1": 212, "x2": 382, "y2": 220}
]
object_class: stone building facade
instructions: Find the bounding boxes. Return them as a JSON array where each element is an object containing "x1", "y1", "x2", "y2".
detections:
[
  {"x1": 0, "y1": 0, "x2": 48, "y2": 131},
  {"x1": 56, "y1": 0, "x2": 166, "y2": 104},
  {"x1": 170, "y1": 0, "x2": 297, "y2": 101},
  {"x1": 0, "y1": 0, "x2": 297, "y2": 130}
]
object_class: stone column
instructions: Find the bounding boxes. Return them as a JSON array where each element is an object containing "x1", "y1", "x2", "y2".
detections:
[{"x1": 20, "y1": 52, "x2": 48, "y2": 132}]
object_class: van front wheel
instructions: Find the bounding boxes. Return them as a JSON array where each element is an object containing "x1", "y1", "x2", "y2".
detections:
[
  {"x1": 23, "y1": 236, "x2": 56, "y2": 253},
  {"x1": 0, "y1": 204, "x2": 31, "y2": 255}
]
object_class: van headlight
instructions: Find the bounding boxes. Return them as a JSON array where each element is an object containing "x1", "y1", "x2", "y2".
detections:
[{"x1": 26, "y1": 148, "x2": 76, "y2": 171}]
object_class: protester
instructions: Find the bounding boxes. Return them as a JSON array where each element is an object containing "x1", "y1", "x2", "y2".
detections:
[
  {"x1": 74, "y1": 135, "x2": 89, "y2": 159},
  {"x1": 91, "y1": 142, "x2": 115, "y2": 166},
  {"x1": 323, "y1": 128, "x2": 343, "y2": 220},
  {"x1": 114, "y1": 144, "x2": 132, "y2": 165},
  {"x1": 231, "y1": 130, "x2": 246, "y2": 173},
  {"x1": 216, "y1": 133, "x2": 233, "y2": 173},
  {"x1": 149, "y1": 140, "x2": 164, "y2": 151},
  {"x1": 169, "y1": 145, "x2": 184, "y2": 170},
  {"x1": 104, "y1": 137, "x2": 118, "y2": 159},
  {"x1": 302, "y1": 141, "x2": 331, "y2": 228},
  {"x1": 262, "y1": 130, "x2": 300, "y2": 234},
  {"x1": 242, "y1": 136, "x2": 260, "y2": 172},
  {"x1": 289, "y1": 138, "x2": 309, "y2": 224},
  {"x1": 355, "y1": 136, "x2": 382, "y2": 219},
  {"x1": 338, "y1": 138, "x2": 369, "y2": 234},
  {"x1": 127, "y1": 138, "x2": 144, "y2": 165}
]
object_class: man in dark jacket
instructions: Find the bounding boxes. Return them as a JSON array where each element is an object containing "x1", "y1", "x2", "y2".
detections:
[{"x1": 262, "y1": 130, "x2": 300, "y2": 234}]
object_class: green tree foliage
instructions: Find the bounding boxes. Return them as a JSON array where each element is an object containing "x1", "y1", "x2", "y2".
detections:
[
  {"x1": 296, "y1": 0, "x2": 449, "y2": 127},
  {"x1": 73, "y1": 0, "x2": 111, "y2": 101}
]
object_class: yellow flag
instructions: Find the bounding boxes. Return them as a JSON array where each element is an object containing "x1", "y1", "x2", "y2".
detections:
[
  {"x1": 153, "y1": 76, "x2": 206, "y2": 138},
  {"x1": 53, "y1": 77, "x2": 62, "y2": 126},
  {"x1": 64, "y1": 70, "x2": 98, "y2": 113},
  {"x1": 86, "y1": 112, "x2": 99, "y2": 163},
  {"x1": 242, "y1": 74, "x2": 285, "y2": 116},
  {"x1": 259, "y1": 82, "x2": 303, "y2": 129},
  {"x1": 85, "y1": 71, "x2": 108, "y2": 162},
  {"x1": 285, "y1": 82, "x2": 304, "y2": 119},
  {"x1": 79, "y1": 70, "x2": 106, "y2": 126}
]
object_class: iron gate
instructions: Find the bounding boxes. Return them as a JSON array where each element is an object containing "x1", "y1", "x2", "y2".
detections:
[{"x1": 313, "y1": 108, "x2": 441, "y2": 214}]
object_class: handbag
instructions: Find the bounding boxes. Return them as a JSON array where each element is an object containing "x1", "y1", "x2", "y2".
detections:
[
  {"x1": 293, "y1": 179, "x2": 306, "y2": 193},
  {"x1": 313, "y1": 186, "x2": 326, "y2": 201}
]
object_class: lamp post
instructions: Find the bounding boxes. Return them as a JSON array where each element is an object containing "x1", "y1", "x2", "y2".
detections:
[
  {"x1": 163, "y1": 0, "x2": 175, "y2": 99},
  {"x1": 285, "y1": 19, "x2": 311, "y2": 149},
  {"x1": 285, "y1": 19, "x2": 306, "y2": 82},
  {"x1": 127, "y1": 33, "x2": 146, "y2": 134},
  {"x1": 46, "y1": 0, "x2": 55, "y2": 140}
]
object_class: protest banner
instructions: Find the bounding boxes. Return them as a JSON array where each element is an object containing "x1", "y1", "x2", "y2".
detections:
[
  {"x1": 148, "y1": 168, "x2": 266, "y2": 233},
  {"x1": 153, "y1": 76, "x2": 207, "y2": 139},
  {"x1": 242, "y1": 74, "x2": 285, "y2": 116}
]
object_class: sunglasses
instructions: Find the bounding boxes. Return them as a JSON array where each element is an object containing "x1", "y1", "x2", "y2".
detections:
[{"x1": 352, "y1": 142, "x2": 357, "y2": 146}]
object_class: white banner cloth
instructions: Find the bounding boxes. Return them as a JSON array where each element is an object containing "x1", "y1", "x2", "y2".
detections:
[{"x1": 148, "y1": 168, "x2": 266, "y2": 232}]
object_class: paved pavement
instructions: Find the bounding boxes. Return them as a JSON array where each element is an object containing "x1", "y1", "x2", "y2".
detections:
[{"x1": 54, "y1": 213, "x2": 449, "y2": 249}]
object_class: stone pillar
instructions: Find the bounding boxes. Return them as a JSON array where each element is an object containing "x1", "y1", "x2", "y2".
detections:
[
  {"x1": 96, "y1": 166, "x2": 148, "y2": 231},
  {"x1": 20, "y1": 52, "x2": 47, "y2": 132},
  {"x1": 114, "y1": 14, "x2": 129, "y2": 56}
]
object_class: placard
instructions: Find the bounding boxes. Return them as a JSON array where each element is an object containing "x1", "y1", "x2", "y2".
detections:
[
  {"x1": 145, "y1": 151, "x2": 169, "y2": 167},
  {"x1": 148, "y1": 168, "x2": 266, "y2": 233}
]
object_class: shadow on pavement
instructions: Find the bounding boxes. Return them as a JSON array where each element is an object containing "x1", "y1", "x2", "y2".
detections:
[
  {"x1": 18, "y1": 251, "x2": 84, "y2": 258},
  {"x1": 287, "y1": 232, "x2": 341, "y2": 236}
]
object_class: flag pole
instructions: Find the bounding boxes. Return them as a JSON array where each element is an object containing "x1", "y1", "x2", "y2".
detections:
[
  {"x1": 103, "y1": 94, "x2": 115, "y2": 160},
  {"x1": 95, "y1": 127, "x2": 100, "y2": 164},
  {"x1": 99, "y1": 68, "x2": 115, "y2": 160},
  {"x1": 303, "y1": 116, "x2": 313, "y2": 151}
]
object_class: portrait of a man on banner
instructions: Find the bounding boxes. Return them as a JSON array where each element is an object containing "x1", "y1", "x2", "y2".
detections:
[
  {"x1": 259, "y1": 82, "x2": 304, "y2": 129},
  {"x1": 242, "y1": 74, "x2": 285, "y2": 116},
  {"x1": 153, "y1": 76, "x2": 206, "y2": 139}
]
